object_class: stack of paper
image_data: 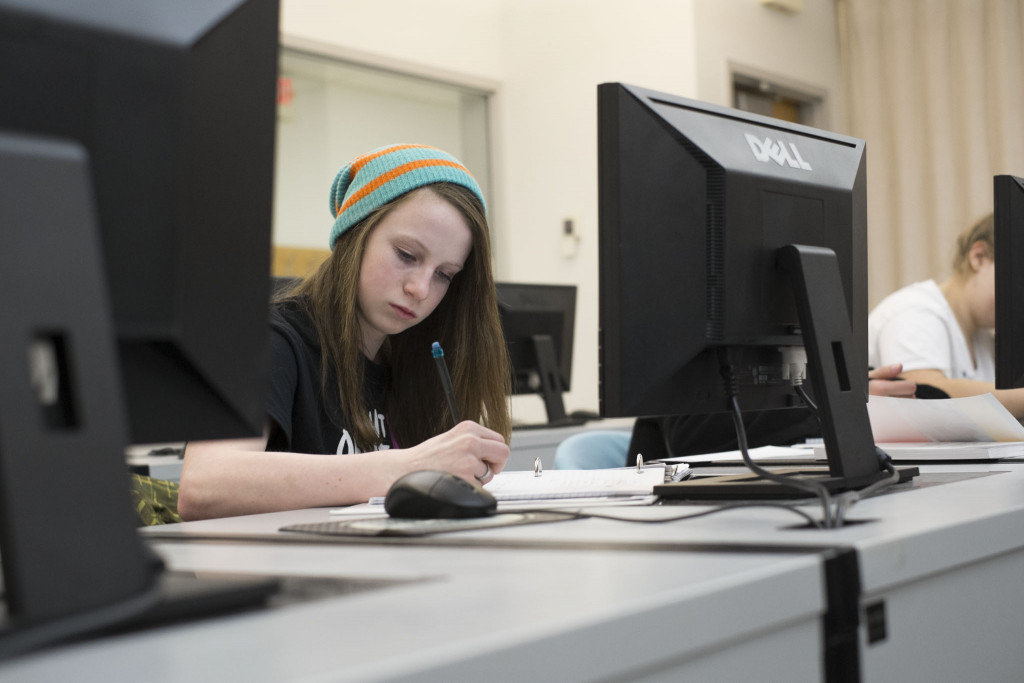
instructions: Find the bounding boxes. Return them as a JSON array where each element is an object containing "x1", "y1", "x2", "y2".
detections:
[
  {"x1": 870, "y1": 441, "x2": 1024, "y2": 461},
  {"x1": 860, "y1": 394, "x2": 1024, "y2": 461},
  {"x1": 867, "y1": 394, "x2": 1024, "y2": 443},
  {"x1": 664, "y1": 395, "x2": 1024, "y2": 464},
  {"x1": 666, "y1": 445, "x2": 818, "y2": 465}
]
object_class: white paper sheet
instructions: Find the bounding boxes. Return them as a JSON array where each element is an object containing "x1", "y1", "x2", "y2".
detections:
[{"x1": 867, "y1": 394, "x2": 1024, "y2": 442}]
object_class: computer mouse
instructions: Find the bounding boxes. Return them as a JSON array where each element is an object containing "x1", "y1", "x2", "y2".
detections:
[{"x1": 384, "y1": 470, "x2": 497, "y2": 519}]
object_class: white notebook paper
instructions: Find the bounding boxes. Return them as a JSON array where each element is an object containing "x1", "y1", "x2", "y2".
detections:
[{"x1": 483, "y1": 466, "x2": 670, "y2": 501}]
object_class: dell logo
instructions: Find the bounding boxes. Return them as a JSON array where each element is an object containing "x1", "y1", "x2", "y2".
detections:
[{"x1": 745, "y1": 133, "x2": 812, "y2": 171}]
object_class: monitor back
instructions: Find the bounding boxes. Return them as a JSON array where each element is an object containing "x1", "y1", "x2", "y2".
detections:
[
  {"x1": 496, "y1": 282, "x2": 576, "y2": 395},
  {"x1": 995, "y1": 174, "x2": 1024, "y2": 389},
  {"x1": 0, "y1": 0, "x2": 278, "y2": 443},
  {"x1": 598, "y1": 82, "x2": 867, "y2": 418}
]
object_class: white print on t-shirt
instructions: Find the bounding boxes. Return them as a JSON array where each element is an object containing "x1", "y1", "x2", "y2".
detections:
[{"x1": 335, "y1": 408, "x2": 390, "y2": 455}]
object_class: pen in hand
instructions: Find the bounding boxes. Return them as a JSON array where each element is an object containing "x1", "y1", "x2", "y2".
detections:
[{"x1": 431, "y1": 341, "x2": 461, "y2": 426}]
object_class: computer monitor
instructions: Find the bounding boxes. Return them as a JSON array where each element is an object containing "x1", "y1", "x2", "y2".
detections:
[
  {"x1": 0, "y1": 0, "x2": 275, "y2": 444},
  {"x1": 496, "y1": 282, "x2": 577, "y2": 424},
  {"x1": 0, "y1": 0, "x2": 278, "y2": 657},
  {"x1": 598, "y1": 82, "x2": 890, "y2": 495},
  {"x1": 995, "y1": 174, "x2": 1024, "y2": 389}
]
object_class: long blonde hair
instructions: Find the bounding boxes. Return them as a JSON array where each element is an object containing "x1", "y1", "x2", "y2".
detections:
[{"x1": 280, "y1": 183, "x2": 511, "y2": 450}]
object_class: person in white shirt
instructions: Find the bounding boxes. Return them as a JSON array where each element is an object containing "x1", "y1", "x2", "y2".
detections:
[
  {"x1": 869, "y1": 278, "x2": 994, "y2": 382},
  {"x1": 869, "y1": 213, "x2": 1024, "y2": 418}
]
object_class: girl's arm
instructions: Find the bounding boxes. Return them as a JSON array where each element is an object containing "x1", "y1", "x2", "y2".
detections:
[
  {"x1": 177, "y1": 420, "x2": 509, "y2": 521},
  {"x1": 900, "y1": 368, "x2": 1024, "y2": 419}
]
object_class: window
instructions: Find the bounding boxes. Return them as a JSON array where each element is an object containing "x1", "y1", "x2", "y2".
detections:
[{"x1": 272, "y1": 48, "x2": 493, "y2": 274}]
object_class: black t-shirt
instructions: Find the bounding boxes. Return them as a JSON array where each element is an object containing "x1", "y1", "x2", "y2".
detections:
[{"x1": 265, "y1": 298, "x2": 392, "y2": 454}]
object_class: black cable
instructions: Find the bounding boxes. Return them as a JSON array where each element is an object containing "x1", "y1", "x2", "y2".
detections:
[
  {"x1": 558, "y1": 500, "x2": 823, "y2": 528},
  {"x1": 794, "y1": 383, "x2": 817, "y2": 412},
  {"x1": 728, "y1": 395, "x2": 837, "y2": 527},
  {"x1": 716, "y1": 354, "x2": 836, "y2": 527},
  {"x1": 833, "y1": 448, "x2": 901, "y2": 526}
]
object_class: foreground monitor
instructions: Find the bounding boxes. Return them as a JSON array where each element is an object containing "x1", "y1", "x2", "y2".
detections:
[
  {"x1": 0, "y1": 0, "x2": 276, "y2": 444},
  {"x1": 995, "y1": 174, "x2": 1024, "y2": 389},
  {"x1": 0, "y1": 0, "x2": 279, "y2": 658},
  {"x1": 598, "y1": 82, "x2": 889, "y2": 494}
]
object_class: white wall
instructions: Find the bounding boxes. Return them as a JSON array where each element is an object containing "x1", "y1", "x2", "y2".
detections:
[
  {"x1": 694, "y1": 0, "x2": 844, "y2": 126},
  {"x1": 280, "y1": 0, "x2": 505, "y2": 77},
  {"x1": 279, "y1": 0, "x2": 843, "y2": 424},
  {"x1": 489, "y1": 0, "x2": 697, "y2": 423}
]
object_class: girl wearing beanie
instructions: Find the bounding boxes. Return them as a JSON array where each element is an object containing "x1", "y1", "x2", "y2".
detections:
[{"x1": 178, "y1": 144, "x2": 511, "y2": 520}]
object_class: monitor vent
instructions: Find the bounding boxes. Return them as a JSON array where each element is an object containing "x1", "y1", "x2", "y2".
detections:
[
  {"x1": 705, "y1": 169, "x2": 726, "y2": 340},
  {"x1": 670, "y1": 133, "x2": 726, "y2": 342}
]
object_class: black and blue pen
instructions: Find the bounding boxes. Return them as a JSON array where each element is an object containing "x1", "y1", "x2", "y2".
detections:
[{"x1": 431, "y1": 341, "x2": 461, "y2": 426}]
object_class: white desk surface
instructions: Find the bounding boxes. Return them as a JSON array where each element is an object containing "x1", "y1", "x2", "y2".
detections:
[
  {"x1": 3, "y1": 540, "x2": 825, "y2": 682},
  {"x1": 139, "y1": 463, "x2": 1024, "y2": 597},
  {"x1": 7, "y1": 462, "x2": 1024, "y2": 681}
]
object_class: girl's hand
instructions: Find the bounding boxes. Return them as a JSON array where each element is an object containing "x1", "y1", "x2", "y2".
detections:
[
  {"x1": 868, "y1": 363, "x2": 917, "y2": 398},
  {"x1": 399, "y1": 420, "x2": 509, "y2": 485}
]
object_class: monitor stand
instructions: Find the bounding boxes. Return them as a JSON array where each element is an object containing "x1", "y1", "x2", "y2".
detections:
[
  {"x1": 511, "y1": 335, "x2": 594, "y2": 430},
  {"x1": 656, "y1": 244, "x2": 917, "y2": 501},
  {"x1": 655, "y1": 466, "x2": 919, "y2": 501},
  {"x1": 529, "y1": 333, "x2": 572, "y2": 424},
  {"x1": 0, "y1": 132, "x2": 277, "y2": 659}
]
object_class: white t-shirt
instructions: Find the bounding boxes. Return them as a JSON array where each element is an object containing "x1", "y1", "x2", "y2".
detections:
[{"x1": 868, "y1": 279, "x2": 995, "y2": 381}]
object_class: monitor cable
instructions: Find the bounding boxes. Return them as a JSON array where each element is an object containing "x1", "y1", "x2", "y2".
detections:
[
  {"x1": 787, "y1": 371, "x2": 903, "y2": 525},
  {"x1": 794, "y1": 383, "x2": 817, "y2": 412},
  {"x1": 717, "y1": 352, "x2": 838, "y2": 527},
  {"x1": 832, "y1": 448, "x2": 901, "y2": 527},
  {"x1": 533, "y1": 499, "x2": 825, "y2": 529}
]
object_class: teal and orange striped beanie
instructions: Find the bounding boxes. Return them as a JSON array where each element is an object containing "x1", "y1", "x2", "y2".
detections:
[{"x1": 328, "y1": 143, "x2": 486, "y2": 250}]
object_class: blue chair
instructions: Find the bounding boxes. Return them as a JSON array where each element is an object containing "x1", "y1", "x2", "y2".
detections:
[{"x1": 553, "y1": 430, "x2": 631, "y2": 469}]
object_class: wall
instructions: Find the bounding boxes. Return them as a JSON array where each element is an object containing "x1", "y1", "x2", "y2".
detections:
[
  {"x1": 278, "y1": 0, "x2": 843, "y2": 424},
  {"x1": 280, "y1": 0, "x2": 505, "y2": 77},
  {"x1": 694, "y1": 0, "x2": 844, "y2": 128},
  {"x1": 489, "y1": 0, "x2": 697, "y2": 423}
]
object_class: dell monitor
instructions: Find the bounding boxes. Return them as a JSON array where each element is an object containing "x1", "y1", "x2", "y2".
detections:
[
  {"x1": 496, "y1": 282, "x2": 577, "y2": 425},
  {"x1": 995, "y1": 174, "x2": 1024, "y2": 389},
  {"x1": 0, "y1": 0, "x2": 278, "y2": 657},
  {"x1": 598, "y1": 82, "x2": 894, "y2": 497}
]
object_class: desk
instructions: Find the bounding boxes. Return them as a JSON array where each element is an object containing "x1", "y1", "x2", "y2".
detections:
[
  {"x1": 6, "y1": 463, "x2": 1024, "y2": 681},
  {"x1": 4, "y1": 541, "x2": 826, "y2": 681}
]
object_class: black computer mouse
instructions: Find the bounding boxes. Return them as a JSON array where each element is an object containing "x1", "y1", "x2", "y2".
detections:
[{"x1": 384, "y1": 470, "x2": 497, "y2": 519}]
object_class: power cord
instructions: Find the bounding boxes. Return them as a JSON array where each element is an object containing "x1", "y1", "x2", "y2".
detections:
[
  {"x1": 525, "y1": 356, "x2": 903, "y2": 531},
  {"x1": 794, "y1": 383, "x2": 817, "y2": 412},
  {"x1": 546, "y1": 500, "x2": 824, "y2": 528},
  {"x1": 721, "y1": 351, "x2": 906, "y2": 528},
  {"x1": 717, "y1": 353, "x2": 839, "y2": 527},
  {"x1": 832, "y1": 448, "x2": 901, "y2": 527}
]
